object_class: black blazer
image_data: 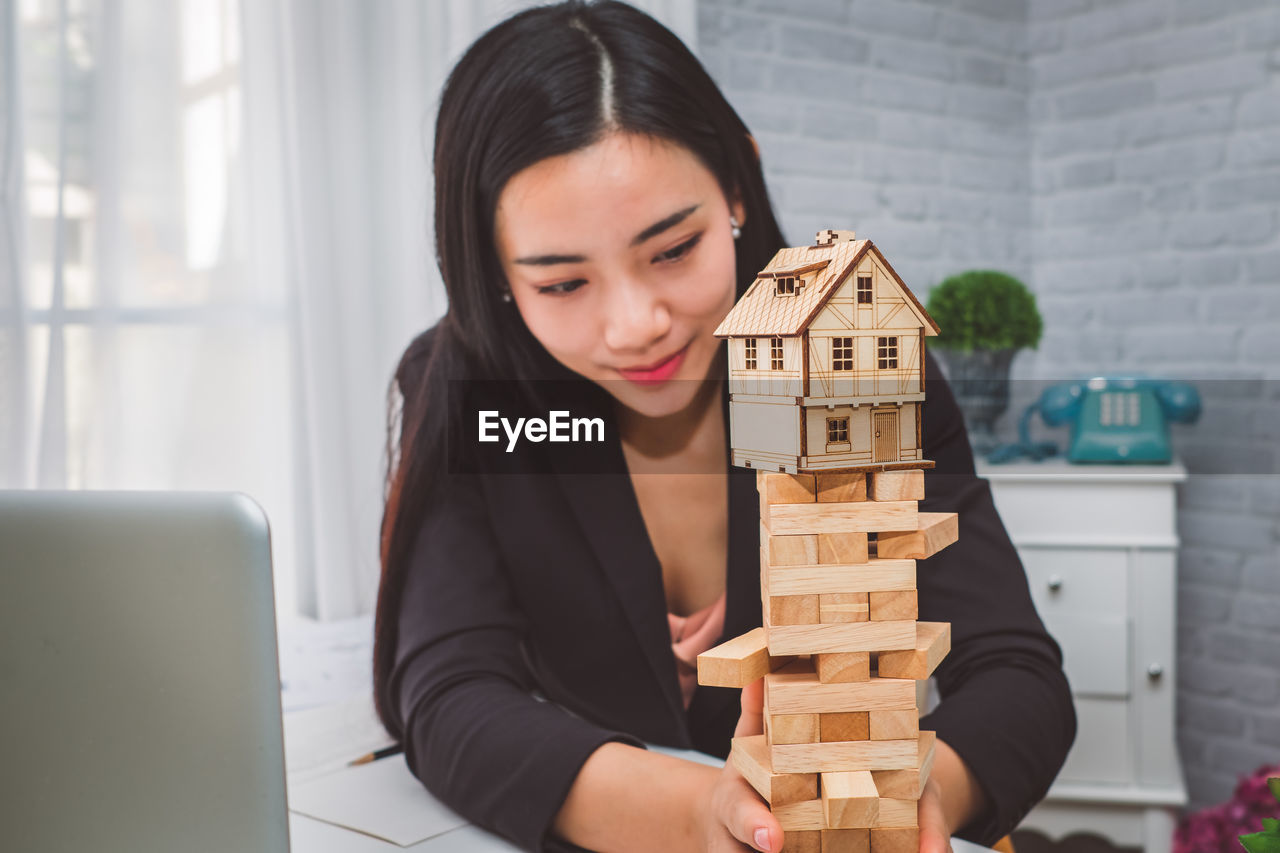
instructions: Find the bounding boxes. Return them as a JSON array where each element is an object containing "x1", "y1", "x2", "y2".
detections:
[{"x1": 382, "y1": 327, "x2": 1076, "y2": 852}]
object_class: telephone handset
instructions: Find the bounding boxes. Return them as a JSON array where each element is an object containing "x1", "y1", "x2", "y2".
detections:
[{"x1": 990, "y1": 377, "x2": 1201, "y2": 464}]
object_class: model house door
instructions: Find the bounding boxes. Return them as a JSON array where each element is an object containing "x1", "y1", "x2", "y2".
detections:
[{"x1": 873, "y1": 410, "x2": 899, "y2": 462}]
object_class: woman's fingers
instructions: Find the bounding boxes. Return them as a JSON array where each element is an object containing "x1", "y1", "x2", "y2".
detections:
[
  {"x1": 709, "y1": 759, "x2": 785, "y2": 853},
  {"x1": 917, "y1": 777, "x2": 954, "y2": 853},
  {"x1": 735, "y1": 677, "x2": 764, "y2": 737},
  {"x1": 726, "y1": 783, "x2": 782, "y2": 852}
]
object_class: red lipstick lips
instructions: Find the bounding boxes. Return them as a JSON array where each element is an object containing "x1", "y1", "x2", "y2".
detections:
[{"x1": 617, "y1": 343, "x2": 689, "y2": 385}]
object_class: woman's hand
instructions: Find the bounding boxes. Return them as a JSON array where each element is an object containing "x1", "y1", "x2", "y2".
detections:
[
  {"x1": 696, "y1": 678, "x2": 979, "y2": 853},
  {"x1": 918, "y1": 775, "x2": 954, "y2": 853},
  {"x1": 694, "y1": 677, "x2": 784, "y2": 852}
]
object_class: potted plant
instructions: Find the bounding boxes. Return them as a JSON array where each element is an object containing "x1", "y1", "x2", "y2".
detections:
[{"x1": 925, "y1": 270, "x2": 1042, "y2": 453}]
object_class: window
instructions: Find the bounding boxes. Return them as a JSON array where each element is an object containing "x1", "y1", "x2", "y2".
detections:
[
  {"x1": 831, "y1": 337, "x2": 854, "y2": 371},
  {"x1": 877, "y1": 336, "x2": 898, "y2": 369},
  {"x1": 827, "y1": 417, "x2": 849, "y2": 445},
  {"x1": 12, "y1": 0, "x2": 301, "y2": 616},
  {"x1": 771, "y1": 337, "x2": 784, "y2": 370},
  {"x1": 745, "y1": 338, "x2": 757, "y2": 370},
  {"x1": 856, "y1": 274, "x2": 872, "y2": 304},
  {"x1": 775, "y1": 276, "x2": 797, "y2": 295}
]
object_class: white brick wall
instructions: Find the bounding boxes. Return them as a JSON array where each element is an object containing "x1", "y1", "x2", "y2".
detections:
[
  {"x1": 700, "y1": 0, "x2": 1280, "y2": 815},
  {"x1": 1031, "y1": 1, "x2": 1280, "y2": 811},
  {"x1": 698, "y1": 0, "x2": 1032, "y2": 293}
]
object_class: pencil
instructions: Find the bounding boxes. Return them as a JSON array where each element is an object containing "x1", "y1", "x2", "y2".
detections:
[{"x1": 348, "y1": 745, "x2": 403, "y2": 766}]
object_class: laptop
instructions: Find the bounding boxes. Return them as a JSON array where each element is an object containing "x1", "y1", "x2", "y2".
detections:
[{"x1": 0, "y1": 490, "x2": 291, "y2": 852}]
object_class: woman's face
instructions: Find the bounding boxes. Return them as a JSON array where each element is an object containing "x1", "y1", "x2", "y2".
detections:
[{"x1": 494, "y1": 131, "x2": 745, "y2": 420}]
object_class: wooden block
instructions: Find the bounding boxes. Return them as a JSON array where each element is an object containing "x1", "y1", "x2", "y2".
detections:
[
  {"x1": 697, "y1": 627, "x2": 774, "y2": 688},
  {"x1": 766, "y1": 558, "x2": 916, "y2": 596},
  {"x1": 872, "y1": 731, "x2": 936, "y2": 799},
  {"x1": 869, "y1": 470, "x2": 924, "y2": 502},
  {"x1": 772, "y1": 594, "x2": 821, "y2": 625},
  {"x1": 764, "y1": 659, "x2": 817, "y2": 744},
  {"x1": 870, "y1": 827, "x2": 918, "y2": 853},
  {"x1": 818, "y1": 532, "x2": 870, "y2": 564},
  {"x1": 875, "y1": 513, "x2": 958, "y2": 560},
  {"x1": 729, "y1": 734, "x2": 818, "y2": 806},
  {"x1": 764, "y1": 501, "x2": 918, "y2": 535},
  {"x1": 822, "y1": 829, "x2": 870, "y2": 853},
  {"x1": 765, "y1": 671, "x2": 917, "y2": 715},
  {"x1": 777, "y1": 657, "x2": 818, "y2": 676},
  {"x1": 775, "y1": 798, "x2": 825, "y2": 830},
  {"x1": 869, "y1": 709, "x2": 919, "y2": 741},
  {"x1": 765, "y1": 618, "x2": 917, "y2": 656},
  {"x1": 772, "y1": 713, "x2": 820, "y2": 744},
  {"x1": 816, "y1": 652, "x2": 870, "y2": 683},
  {"x1": 782, "y1": 829, "x2": 822, "y2": 853},
  {"x1": 873, "y1": 798, "x2": 918, "y2": 829},
  {"x1": 762, "y1": 471, "x2": 817, "y2": 503},
  {"x1": 772, "y1": 738, "x2": 919, "y2": 774},
  {"x1": 816, "y1": 472, "x2": 867, "y2": 502},
  {"x1": 820, "y1": 592, "x2": 869, "y2": 623},
  {"x1": 820, "y1": 711, "x2": 869, "y2": 742},
  {"x1": 876, "y1": 622, "x2": 950, "y2": 680},
  {"x1": 868, "y1": 590, "x2": 917, "y2": 622},
  {"x1": 822, "y1": 769, "x2": 879, "y2": 828},
  {"x1": 764, "y1": 522, "x2": 820, "y2": 566},
  {"x1": 763, "y1": 672, "x2": 772, "y2": 743}
]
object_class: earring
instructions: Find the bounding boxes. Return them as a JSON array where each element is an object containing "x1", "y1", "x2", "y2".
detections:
[
  {"x1": 501, "y1": 289, "x2": 513, "y2": 303},
  {"x1": 730, "y1": 216, "x2": 742, "y2": 240}
]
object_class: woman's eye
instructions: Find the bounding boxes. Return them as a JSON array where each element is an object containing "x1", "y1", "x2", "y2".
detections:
[
  {"x1": 653, "y1": 232, "x2": 703, "y2": 264},
  {"x1": 536, "y1": 278, "x2": 587, "y2": 295}
]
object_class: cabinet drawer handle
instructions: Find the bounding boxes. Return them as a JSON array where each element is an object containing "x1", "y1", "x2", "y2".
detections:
[
  {"x1": 1047, "y1": 576, "x2": 1063, "y2": 593},
  {"x1": 1148, "y1": 663, "x2": 1164, "y2": 680}
]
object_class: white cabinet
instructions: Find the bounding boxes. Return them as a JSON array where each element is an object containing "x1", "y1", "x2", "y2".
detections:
[{"x1": 976, "y1": 459, "x2": 1187, "y2": 853}]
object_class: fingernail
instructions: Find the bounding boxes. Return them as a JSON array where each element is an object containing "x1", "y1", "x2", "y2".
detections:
[{"x1": 754, "y1": 826, "x2": 771, "y2": 852}]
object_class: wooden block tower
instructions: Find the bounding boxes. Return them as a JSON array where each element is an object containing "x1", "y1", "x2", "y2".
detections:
[{"x1": 698, "y1": 230, "x2": 959, "y2": 853}]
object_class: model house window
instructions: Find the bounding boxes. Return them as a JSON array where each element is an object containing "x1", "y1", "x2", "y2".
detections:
[
  {"x1": 857, "y1": 274, "x2": 872, "y2": 304},
  {"x1": 744, "y1": 338, "x2": 757, "y2": 370},
  {"x1": 771, "y1": 337, "x2": 784, "y2": 370},
  {"x1": 831, "y1": 337, "x2": 854, "y2": 371},
  {"x1": 827, "y1": 417, "x2": 849, "y2": 444},
  {"x1": 877, "y1": 336, "x2": 898, "y2": 369},
  {"x1": 775, "y1": 276, "x2": 797, "y2": 295}
]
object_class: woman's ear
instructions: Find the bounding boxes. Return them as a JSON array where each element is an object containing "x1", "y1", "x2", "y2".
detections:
[{"x1": 730, "y1": 194, "x2": 747, "y2": 230}]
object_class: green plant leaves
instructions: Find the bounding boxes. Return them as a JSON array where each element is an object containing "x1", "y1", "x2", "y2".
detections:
[
  {"x1": 925, "y1": 270, "x2": 1042, "y2": 352},
  {"x1": 1239, "y1": 778, "x2": 1280, "y2": 852}
]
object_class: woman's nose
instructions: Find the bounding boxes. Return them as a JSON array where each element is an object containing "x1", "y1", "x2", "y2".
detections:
[{"x1": 602, "y1": 277, "x2": 671, "y2": 353}]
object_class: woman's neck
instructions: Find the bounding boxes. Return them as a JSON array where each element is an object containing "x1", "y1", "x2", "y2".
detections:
[{"x1": 615, "y1": 349, "x2": 726, "y2": 470}]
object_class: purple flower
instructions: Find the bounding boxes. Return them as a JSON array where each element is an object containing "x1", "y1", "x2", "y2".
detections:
[{"x1": 1174, "y1": 764, "x2": 1280, "y2": 852}]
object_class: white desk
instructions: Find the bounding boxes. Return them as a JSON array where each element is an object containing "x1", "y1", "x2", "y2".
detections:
[{"x1": 290, "y1": 794, "x2": 994, "y2": 853}]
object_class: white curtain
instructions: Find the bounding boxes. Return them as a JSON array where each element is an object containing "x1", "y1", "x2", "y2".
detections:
[{"x1": 3, "y1": 0, "x2": 696, "y2": 622}]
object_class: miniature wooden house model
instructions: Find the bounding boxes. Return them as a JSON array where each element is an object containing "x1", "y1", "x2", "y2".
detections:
[{"x1": 714, "y1": 230, "x2": 940, "y2": 473}]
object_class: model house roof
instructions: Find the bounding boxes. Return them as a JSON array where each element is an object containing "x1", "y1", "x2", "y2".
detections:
[{"x1": 714, "y1": 232, "x2": 940, "y2": 338}]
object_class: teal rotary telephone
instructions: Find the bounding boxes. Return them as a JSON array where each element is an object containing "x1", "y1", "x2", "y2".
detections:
[{"x1": 989, "y1": 377, "x2": 1201, "y2": 464}]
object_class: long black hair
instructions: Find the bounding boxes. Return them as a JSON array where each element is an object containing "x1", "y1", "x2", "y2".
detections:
[{"x1": 373, "y1": 0, "x2": 787, "y2": 740}]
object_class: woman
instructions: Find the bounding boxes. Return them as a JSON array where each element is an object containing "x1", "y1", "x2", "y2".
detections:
[{"x1": 372, "y1": 3, "x2": 1075, "y2": 852}]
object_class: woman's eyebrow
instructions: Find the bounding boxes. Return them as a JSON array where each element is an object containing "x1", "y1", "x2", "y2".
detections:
[
  {"x1": 630, "y1": 203, "x2": 700, "y2": 246},
  {"x1": 512, "y1": 203, "x2": 702, "y2": 266}
]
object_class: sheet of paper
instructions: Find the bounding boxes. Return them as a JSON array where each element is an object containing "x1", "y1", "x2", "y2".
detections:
[
  {"x1": 284, "y1": 693, "x2": 397, "y2": 786},
  {"x1": 288, "y1": 755, "x2": 470, "y2": 847},
  {"x1": 278, "y1": 614, "x2": 376, "y2": 713}
]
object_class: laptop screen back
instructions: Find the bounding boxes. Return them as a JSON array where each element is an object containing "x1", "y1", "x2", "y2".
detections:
[{"x1": 0, "y1": 490, "x2": 290, "y2": 853}]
